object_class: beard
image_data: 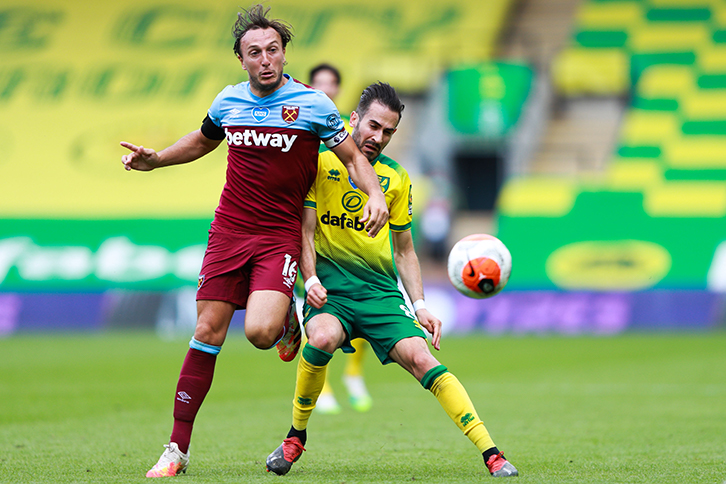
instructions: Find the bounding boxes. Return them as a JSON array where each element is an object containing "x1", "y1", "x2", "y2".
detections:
[
  {"x1": 249, "y1": 70, "x2": 284, "y2": 96},
  {"x1": 352, "y1": 129, "x2": 381, "y2": 162}
]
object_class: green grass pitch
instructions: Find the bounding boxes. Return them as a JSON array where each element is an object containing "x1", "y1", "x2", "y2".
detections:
[{"x1": 1, "y1": 331, "x2": 725, "y2": 483}]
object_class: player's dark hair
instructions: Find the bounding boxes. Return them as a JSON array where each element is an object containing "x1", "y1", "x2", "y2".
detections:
[
  {"x1": 309, "y1": 63, "x2": 341, "y2": 86},
  {"x1": 232, "y1": 4, "x2": 294, "y2": 58},
  {"x1": 356, "y1": 82, "x2": 405, "y2": 122}
]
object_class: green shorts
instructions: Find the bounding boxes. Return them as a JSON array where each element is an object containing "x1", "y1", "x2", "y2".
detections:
[{"x1": 302, "y1": 290, "x2": 427, "y2": 365}]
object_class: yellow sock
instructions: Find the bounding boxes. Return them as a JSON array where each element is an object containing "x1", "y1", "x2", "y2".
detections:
[
  {"x1": 429, "y1": 370, "x2": 496, "y2": 453},
  {"x1": 292, "y1": 344, "x2": 333, "y2": 430},
  {"x1": 344, "y1": 338, "x2": 367, "y2": 377}
]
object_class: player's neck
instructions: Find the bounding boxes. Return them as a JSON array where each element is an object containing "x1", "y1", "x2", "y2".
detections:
[{"x1": 250, "y1": 74, "x2": 289, "y2": 99}]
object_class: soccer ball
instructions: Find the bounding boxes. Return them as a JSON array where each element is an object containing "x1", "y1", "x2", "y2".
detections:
[{"x1": 447, "y1": 234, "x2": 512, "y2": 299}]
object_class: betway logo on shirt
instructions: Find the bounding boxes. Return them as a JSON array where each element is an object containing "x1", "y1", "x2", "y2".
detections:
[{"x1": 225, "y1": 128, "x2": 297, "y2": 152}]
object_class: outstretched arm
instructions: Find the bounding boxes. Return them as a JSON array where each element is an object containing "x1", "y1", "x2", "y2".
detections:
[
  {"x1": 392, "y1": 230, "x2": 441, "y2": 350},
  {"x1": 120, "y1": 129, "x2": 222, "y2": 172},
  {"x1": 331, "y1": 136, "x2": 389, "y2": 238},
  {"x1": 300, "y1": 207, "x2": 327, "y2": 309}
]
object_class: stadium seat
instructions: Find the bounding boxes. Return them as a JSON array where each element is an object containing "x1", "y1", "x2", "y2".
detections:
[
  {"x1": 646, "y1": 7, "x2": 711, "y2": 23},
  {"x1": 575, "y1": 1, "x2": 643, "y2": 30},
  {"x1": 695, "y1": 45, "x2": 726, "y2": 73},
  {"x1": 635, "y1": 65, "x2": 695, "y2": 99},
  {"x1": 643, "y1": 181, "x2": 726, "y2": 217},
  {"x1": 679, "y1": 90, "x2": 726, "y2": 119},
  {"x1": 497, "y1": 178, "x2": 577, "y2": 217},
  {"x1": 629, "y1": 23, "x2": 710, "y2": 53},
  {"x1": 607, "y1": 158, "x2": 663, "y2": 188},
  {"x1": 662, "y1": 136, "x2": 726, "y2": 168},
  {"x1": 552, "y1": 48, "x2": 629, "y2": 95},
  {"x1": 619, "y1": 109, "x2": 680, "y2": 145}
]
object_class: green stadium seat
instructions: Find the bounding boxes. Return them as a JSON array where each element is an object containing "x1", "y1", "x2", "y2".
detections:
[
  {"x1": 617, "y1": 145, "x2": 662, "y2": 158},
  {"x1": 697, "y1": 74, "x2": 726, "y2": 88},
  {"x1": 646, "y1": 7, "x2": 711, "y2": 22},
  {"x1": 713, "y1": 30, "x2": 726, "y2": 44},
  {"x1": 647, "y1": 0, "x2": 713, "y2": 7},
  {"x1": 632, "y1": 97, "x2": 680, "y2": 111},
  {"x1": 574, "y1": 30, "x2": 629, "y2": 48},
  {"x1": 681, "y1": 120, "x2": 726, "y2": 135},
  {"x1": 665, "y1": 168, "x2": 726, "y2": 180},
  {"x1": 630, "y1": 52, "x2": 696, "y2": 84}
]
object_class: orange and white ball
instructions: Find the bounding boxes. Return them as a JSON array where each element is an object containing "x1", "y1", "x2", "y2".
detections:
[{"x1": 447, "y1": 234, "x2": 512, "y2": 299}]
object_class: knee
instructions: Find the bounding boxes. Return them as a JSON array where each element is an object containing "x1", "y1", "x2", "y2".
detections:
[
  {"x1": 307, "y1": 329, "x2": 339, "y2": 353},
  {"x1": 408, "y1": 351, "x2": 440, "y2": 379},
  {"x1": 194, "y1": 320, "x2": 225, "y2": 347},
  {"x1": 245, "y1": 323, "x2": 279, "y2": 349}
]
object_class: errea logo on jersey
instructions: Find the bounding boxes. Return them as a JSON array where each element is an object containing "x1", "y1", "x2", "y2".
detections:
[
  {"x1": 327, "y1": 169, "x2": 341, "y2": 181},
  {"x1": 225, "y1": 128, "x2": 297, "y2": 152}
]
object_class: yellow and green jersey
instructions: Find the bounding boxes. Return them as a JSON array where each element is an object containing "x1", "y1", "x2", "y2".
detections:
[{"x1": 304, "y1": 150, "x2": 413, "y2": 297}]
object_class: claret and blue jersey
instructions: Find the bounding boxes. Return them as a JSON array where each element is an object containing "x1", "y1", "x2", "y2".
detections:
[{"x1": 206, "y1": 74, "x2": 347, "y2": 238}]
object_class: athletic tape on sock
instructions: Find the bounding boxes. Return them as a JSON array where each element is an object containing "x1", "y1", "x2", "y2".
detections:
[{"x1": 189, "y1": 337, "x2": 222, "y2": 355}]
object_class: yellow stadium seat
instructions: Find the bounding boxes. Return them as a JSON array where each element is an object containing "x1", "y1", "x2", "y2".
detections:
[
  {"x1": 710, "y1": 3, "x2": 726, "y2": 28},
  {"x1": 497, "y1": 178, "x2": 577, "y2": 217},
  {"x1": 696, "y1": 45, "x2": 726, "y2": 72},
  {"x1": 636, "y1": 64, "x2": 695, "y2": 99},
  {"x1": 575, "y1": 2, "x2": 644, "y2": 30},
  {"x1": 552, "y1": 48, "x2": 630, "y2": 96},
  {"x1": 662, "y1": 136, "x2": 726, "y2": 168},
  {"x1": 619, "y1": 109, "x2": 680, "y2": 145},
  {"x1": 629, "y1": 23, "x2": 710, "y2": 53},
  {"x1": 680, "y1": 90, "x2": 726, "y2": 119},
  {"x1": 643, "y1": 181, "x2": 726, "y2": 217},
  {"x1": 607, "y1": 159, "x2": 664, "y2": 189}
]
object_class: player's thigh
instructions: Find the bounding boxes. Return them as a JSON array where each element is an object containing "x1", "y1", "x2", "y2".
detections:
[
  {"x1": 389, "y1": 336, "x2": 441, "y2": 381},
  {"x1": 194, "y1": 299, "x2": 237, "y2": 346},
  {"x1": 245, "y1": 289, "x2": 290, "y2": 340},
  {"x1": 351, "y1": 293, "x2": 428, "y2": 365},
  {"x1": 305, "y1": 313, "x2": 347, "y2": 353},
  {"x1": 303, "y1": 294, "x2": 356, "y2": 353}
]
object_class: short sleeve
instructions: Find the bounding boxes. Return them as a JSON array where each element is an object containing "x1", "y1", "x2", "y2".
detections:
[
  {"x1": 207, "y1": 87, "x2": 228, "y2": 127},
  {"x1": 309, "y1": 91, "x2": 347, "y2": 148},
  {"x1": 389, "y1": 171, "x2": 413, "y2": 232}
]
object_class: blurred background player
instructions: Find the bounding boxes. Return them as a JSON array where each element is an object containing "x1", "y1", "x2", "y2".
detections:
[
  {"x1": 121, "y1": 5, "x2": 388, "y2": 478},
  {"x1": 308, "y1": 63, "x2": 372, "y2": 415},
  {"x1": 266, "y1": 82, "x2": 518, "y2": 478}
]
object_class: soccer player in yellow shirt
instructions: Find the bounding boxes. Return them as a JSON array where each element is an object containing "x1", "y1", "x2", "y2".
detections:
[
  {"x1": 266, "y1": 82, "x2": 518, "y2": 478},
  {"x1": 308, "y1": 63, "x2": 372, "y2": 414}
]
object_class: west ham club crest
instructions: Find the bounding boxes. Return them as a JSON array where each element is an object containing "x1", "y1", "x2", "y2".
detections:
[{"x1": 282, "y1": 105, "x2": 300, "y2": 124}]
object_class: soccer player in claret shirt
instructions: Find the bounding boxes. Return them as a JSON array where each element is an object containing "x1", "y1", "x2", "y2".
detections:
[
  {"x1": 265, "y1": 82, "x2": 518, "y2": 478},
  {"x1": 119, "y1": 4, "x2": 388, "y2": 478}
]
